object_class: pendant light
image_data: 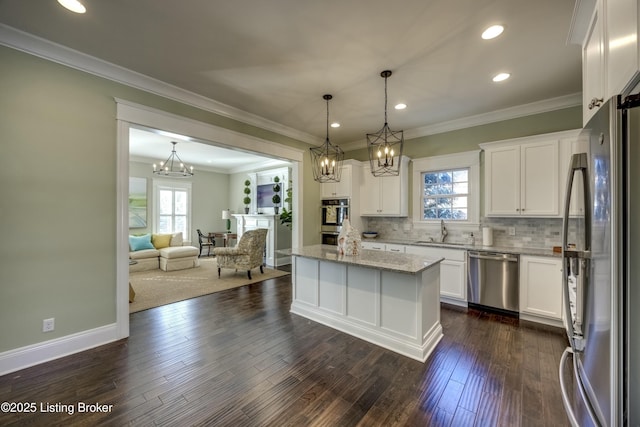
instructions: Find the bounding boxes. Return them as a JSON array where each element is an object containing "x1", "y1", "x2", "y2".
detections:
[
  {"x1": 152, "y1": 141, "x2": 194, "y2": 177},
  {"x1": 366, "y1": 70, "x2": 404, "y2": 177},
  {"x1": 310, "y1": 94, "x2": 344, "y2": 183}
]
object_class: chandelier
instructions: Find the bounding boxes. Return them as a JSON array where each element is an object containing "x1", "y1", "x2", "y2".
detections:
[
  {"x1": 366, "y1": 70, "x2": 404, "y2": 177},
  {"x1": 310, "y1": 94, "x2": 344, "y2": 183},
  {"x1": 152, "y1": 141, "x2": 194, "y2": 177}
]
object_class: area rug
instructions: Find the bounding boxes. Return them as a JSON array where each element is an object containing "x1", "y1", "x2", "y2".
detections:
[{"x1": 129, "y1": 258, "x2": 290, "y2": 313}]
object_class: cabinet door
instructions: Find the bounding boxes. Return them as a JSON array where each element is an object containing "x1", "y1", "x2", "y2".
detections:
[
  {"x1": 360, "y1": 165, "x2": 381, "y2": 215},
  {"x1": 485, "y1": 145, "x2": 520, "y2": 216},
  {"x1": 520, "y1": 256, "x2": 563, "y2": 320},
  {"x1": 440, "y1": 260, "x2": 466, "y2": 300},
  {"x1": 404, "y1": 246, "x2": 466, "y2": 301},
  {"x1": 607, "y1": 0, "x2": 639, "y2": 97},
  {"x1": 321, "y1": 165, "x2": 352, "y2": 198},
  {"x1": 520, "y1": 140, "x2": 559, "y2": 216},
  {"x1": 583, "y1": 0, "x2": 605, "y2": 125},
  {"x1": 385, "y1": 243, "x2": 405, "y2": 253},
  {"x1": 361, "y1": 241, "x2": 384, "y2": 251},
  {"x1": 379, "y1": 175, "x2": 401, "y2": 215}
]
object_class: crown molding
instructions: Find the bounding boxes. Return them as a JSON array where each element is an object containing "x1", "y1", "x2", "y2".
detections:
[
  {"x1": 0, "y1": 24, "x2": 320, "y2": 146},
  {"x1": 339, "y1": 92, "x2": 582, "y2": 152},
  {"x1": 1, "y1": 24, "x2": 582, "y2": 154}
]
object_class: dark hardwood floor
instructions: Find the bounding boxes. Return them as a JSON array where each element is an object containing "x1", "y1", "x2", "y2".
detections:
[{"x1": 0, "y1": 273, "x2": 570, "y2": 426}]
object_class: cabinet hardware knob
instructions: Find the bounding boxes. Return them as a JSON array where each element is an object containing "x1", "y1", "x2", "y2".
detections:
[{"x1": 588, "y1": 97, "x2": 604, "y2": 109}]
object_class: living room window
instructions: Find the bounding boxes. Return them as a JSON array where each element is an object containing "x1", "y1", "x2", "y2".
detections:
[{"x1": 153, "y1": 180, "x2": 192, "y2": 240}]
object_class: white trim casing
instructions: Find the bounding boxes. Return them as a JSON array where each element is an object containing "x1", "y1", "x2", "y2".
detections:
[{"x1": 0, "y1": 324, "x2": 119, "y2": 377}]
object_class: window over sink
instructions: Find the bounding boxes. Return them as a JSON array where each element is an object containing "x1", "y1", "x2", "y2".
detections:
[
  {"x1": 422, "y1": 168, "x2": 469, "y2": 220},
  {"x1": 412, "y1": 150, "x2": 480, "y2": 228}
]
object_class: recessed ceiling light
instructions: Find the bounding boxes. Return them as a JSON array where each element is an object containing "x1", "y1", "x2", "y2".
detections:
[
  {"x1": 492, "y1": 72, "x2": 511, "y2": 82},
  {"x1": 57, "y1": 0, "x2": 86, "y2": 13},
  {"x1": 482, "y1": 25, "x2": 504, "y2": 40},
  {"x1": 330, "y1": 122, "x2": 340, "y2": 128},
  {"x1": 395, "y1": 103, "x2": 407, "y2": 110}
]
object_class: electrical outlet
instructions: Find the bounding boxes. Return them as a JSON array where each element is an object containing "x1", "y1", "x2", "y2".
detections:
[
  {"x1": 508, "y1": 226, "x2": 516, "y2": 236},
  {"x1": 43, "y1": 318, "x2": 55, "y2": 333}
]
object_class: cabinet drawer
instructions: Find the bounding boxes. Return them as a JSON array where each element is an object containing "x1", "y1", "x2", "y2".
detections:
[
  {"x1": 404, "y1": 245, "x2": 466, "y2": 262},
  {"x1": 385, "y1": 244, "x2": 406, "y2": 253}
]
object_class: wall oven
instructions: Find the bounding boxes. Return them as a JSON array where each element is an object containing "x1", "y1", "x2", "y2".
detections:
[{"x1": 321, "y1": 198, "x2": 349, "y2": 245}]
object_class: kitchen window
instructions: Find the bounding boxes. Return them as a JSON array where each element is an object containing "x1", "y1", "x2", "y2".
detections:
[
  {"x1": 422, "y1": 168, "x2": 469, "y2": 220},
  {"x1": 412, "y1": 150, "x2": 480, "y2": 227}
]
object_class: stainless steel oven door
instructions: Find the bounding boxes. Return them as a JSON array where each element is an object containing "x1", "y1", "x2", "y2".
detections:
[{"x1": 321, "y1": 198, "x2": 349, "y2": 226}]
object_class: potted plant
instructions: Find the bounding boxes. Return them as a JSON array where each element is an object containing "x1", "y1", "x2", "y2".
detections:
[
  {"x1": 243, "y1": 179, "x2": 251, "y2": 213},
  {"x1": 272, "y1": 176, "x2": 281, "y2": 214},
  {"x1": 280, "y1": 180, "x2": 293, "y2": 228}
]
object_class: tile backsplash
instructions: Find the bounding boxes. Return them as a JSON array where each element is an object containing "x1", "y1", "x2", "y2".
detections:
[{"x1": 362, "y1": 216, "x2": 582, "y2": 249}]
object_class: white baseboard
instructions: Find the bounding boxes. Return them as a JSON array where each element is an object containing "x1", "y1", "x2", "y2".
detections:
[{"x1": 0, "y1": 324, "x2": 119, "y2": 376}]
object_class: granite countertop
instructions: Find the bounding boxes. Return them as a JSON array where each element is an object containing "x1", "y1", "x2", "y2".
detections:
[
  {"x1": 284, "y1": 244, "x2": 444, "y2": 274},
  {"x1": 364, "y1": 238, "x2": 560, "y2": 258}
]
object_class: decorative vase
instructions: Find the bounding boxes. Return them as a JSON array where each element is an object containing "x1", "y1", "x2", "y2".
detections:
[
  {"x1": 274, "y1": 206, "x2": 279, "y2": 214},
  {"x1": 337, "y1": 218, "x2": 361, "y2": 256},
  {"x1": 244, "y1": 207, "x2": 249, "y2": 214}
]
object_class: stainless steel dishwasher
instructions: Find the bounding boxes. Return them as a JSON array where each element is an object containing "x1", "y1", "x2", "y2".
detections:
[{"x1": 467, "y1": 250, "x2": 519, "y2": 314}]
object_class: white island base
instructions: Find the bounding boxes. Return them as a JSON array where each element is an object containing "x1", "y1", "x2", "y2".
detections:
[{"x1": 290, "y1": 247, "x2": 443, "y2": 362}]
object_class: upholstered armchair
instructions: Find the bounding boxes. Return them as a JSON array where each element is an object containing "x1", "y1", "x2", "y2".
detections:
[{"x1": 213, "y1": 228, "x2": 268, "y2": 279}]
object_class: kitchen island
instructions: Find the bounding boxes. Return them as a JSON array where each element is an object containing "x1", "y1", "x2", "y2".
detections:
[{"x1": 287, "y1": 244, "x2": 443, "y2": 362}]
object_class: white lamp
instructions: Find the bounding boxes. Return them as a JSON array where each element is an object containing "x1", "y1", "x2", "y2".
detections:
[{"x1": 222, "y1": 209, "x2": 231, "y2": 232}]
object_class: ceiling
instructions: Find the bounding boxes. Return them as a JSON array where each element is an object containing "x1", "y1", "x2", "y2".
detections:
[
  {"x1": 0, "y1": 0, "x2": 581, "y2": 164},
  {"x1": 129, "y1": 126, "x2": 291, "y2": 173}
]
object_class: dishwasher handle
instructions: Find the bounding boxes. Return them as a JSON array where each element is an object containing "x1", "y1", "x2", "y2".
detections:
[{"x1": 468, "y1": 251, "x2": 518, "y2": 262}]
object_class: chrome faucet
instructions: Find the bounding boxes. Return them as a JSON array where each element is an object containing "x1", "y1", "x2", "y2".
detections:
[{"x1": 440, "y1": 220, "x2": 448, "y2": 243}]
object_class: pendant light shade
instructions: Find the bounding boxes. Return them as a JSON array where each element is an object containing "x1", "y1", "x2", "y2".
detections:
[
  {"x1": 152, "y1": 141, "x2": 194, "y2": 177},
  {"x1": 310, "y1": 94, "x2": 344, "y2": 183},
  {"x1": 367, "y1": 70, "x2": 404, "y2": 177}
]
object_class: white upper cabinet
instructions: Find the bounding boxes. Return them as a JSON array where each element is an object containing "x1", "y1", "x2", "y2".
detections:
[
  {"x1": 573, "y1": 0, "x2": 640, "y2": 124},
  {"x1": 482, "y1": 135, "x2": 561, "y2": 217},
  {"x1": 319, "y1": 160, "x2": 362, "y2": 202},
  {"x1": 606, "y1": 0, "x2": 639, "y2": 97},
  {"x1": 360, "y1": 156, "x2": 409, "y2": 216},
  {"x1": 582, "y1": 0, "x2": 606, "y2": 124},
  {"x1": 321, "y1": 164, "x2": 353, "y2": 198}
]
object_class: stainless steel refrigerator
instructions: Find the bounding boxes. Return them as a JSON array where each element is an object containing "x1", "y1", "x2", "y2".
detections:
[{"x1": 560, "y1": 95, "x2": 639, "y2": 426}]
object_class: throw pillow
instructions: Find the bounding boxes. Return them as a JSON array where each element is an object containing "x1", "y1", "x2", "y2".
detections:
[
  {"x1": 170, "y1": 232, "x2": 183, "y2": 247},
  {"x1": 129, "y1": 234, "x2": 155, "y2": 251},
  {"x1": 152, "y1": 233, "x2": 172, "y2": 249}
]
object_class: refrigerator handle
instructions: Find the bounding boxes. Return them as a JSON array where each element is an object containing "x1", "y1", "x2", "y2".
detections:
[
  {"x1": 559, "y1": 347, "x2": 580, "y2": 427},
  {"x1": 559, "y1": 347, "x2": 600, "y2": 427},
  {"x1": 561, "y1": 153, "x2": 591, "y2": 351}
]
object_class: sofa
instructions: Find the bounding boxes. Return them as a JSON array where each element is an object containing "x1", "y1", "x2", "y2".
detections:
[{"x1": 129, "y1": 232, "x2": 200, "y2": 272}]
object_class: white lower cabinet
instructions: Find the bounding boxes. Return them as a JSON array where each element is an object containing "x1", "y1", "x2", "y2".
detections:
[
  {"x1": 361, "y1": 241, "x2": 385, "y2": 251},
  {"x1": 519, "y1": 255, "x2": 564, "y2": 326},
  {"x1": 360, "y1": 241, "x2": 406, "y2": 253},
  {"x1": 385, "y1": 243, "x2": 406, "y2": 253},
  {"x1": 404, "y1": 245, "x2": 467, "y2": 305}
]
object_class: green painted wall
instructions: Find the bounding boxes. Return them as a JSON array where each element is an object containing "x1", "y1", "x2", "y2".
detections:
[
  {"x1": 0, "y1": 42, "x2": 580, "y2": 355},
  {"x1": 129, "y1": 161, "x2": 231, "y2": 243},
  {"x1": 0, "y1": 45, "x2": 314, "y2": 353}
]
